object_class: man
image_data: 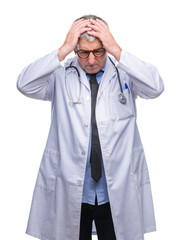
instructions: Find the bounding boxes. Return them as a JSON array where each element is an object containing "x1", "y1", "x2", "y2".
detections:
[{"x1": 17, "y1": 15, "x2": 164, "y2": 240}]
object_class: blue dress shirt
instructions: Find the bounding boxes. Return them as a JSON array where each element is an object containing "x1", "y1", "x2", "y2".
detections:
[{"x1": 82, "y1": 66, "x2": 109, "y2": 206}]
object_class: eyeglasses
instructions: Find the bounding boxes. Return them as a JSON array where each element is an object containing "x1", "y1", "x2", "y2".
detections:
[{"x1": 75, "y1": 48, "x2": 106, "y2": 59}]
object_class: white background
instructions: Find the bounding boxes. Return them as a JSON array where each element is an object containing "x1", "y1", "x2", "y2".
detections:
[{"x1": 0, "y1": 0, "x2": 180, "y2": 239}]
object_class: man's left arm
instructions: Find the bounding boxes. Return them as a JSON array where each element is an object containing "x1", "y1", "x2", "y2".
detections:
[
  {"x1": 88, "y1": 19, "x2": 164, "y2": 99},
  {"x1": 117, "y1": 50, "x2": 164, "y2": 99},
  {"x1": 87, "y1": 19, "x2": 122, "y2": 61}
]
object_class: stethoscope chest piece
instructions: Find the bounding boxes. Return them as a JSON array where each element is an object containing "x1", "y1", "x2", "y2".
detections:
[{"x1": 118, "y1": 93, "x2": 127, "y2": 104}]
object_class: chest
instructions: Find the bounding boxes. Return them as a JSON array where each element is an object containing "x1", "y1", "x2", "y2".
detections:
[{"x1": 54, "y1": 69, "x2": 136, "y2": 123}]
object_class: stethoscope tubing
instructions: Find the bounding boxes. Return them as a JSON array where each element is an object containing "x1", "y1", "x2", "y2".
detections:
[{"x1": 65, "y1": 57, "x2": 127, "y2": 104}]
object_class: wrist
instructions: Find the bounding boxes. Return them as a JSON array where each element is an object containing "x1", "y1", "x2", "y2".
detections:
[
  {"x1": 112, "y1": 46, "x2": 122, "y2": 62},
  {"x1": 58, "y1": 45, "x2": 69, "y2": 62}
]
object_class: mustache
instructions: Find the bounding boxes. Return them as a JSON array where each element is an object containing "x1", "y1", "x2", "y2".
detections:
[{"x1": 86, "y1": 63, "x2": 99, "y2": 66}]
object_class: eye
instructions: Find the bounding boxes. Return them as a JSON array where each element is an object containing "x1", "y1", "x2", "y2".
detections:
[
  {"x1": 80, "y1": 50, "x2": 88, "y2": 54},
  {"x1": 78, "y1": 50, "x2": 89, "y2": 58},
  {"x1": 94, "y1": 48, "x2": 105, "y2": 57}
]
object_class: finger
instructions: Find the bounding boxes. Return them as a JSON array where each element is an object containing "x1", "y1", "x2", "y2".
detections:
[
  {"x1": 72, "y1": 18, "x2": 89, "y2": 27},
  {"x1": 87, "y1": 22, "x2": 107, "y2": 40},
  {"x1": 95, "y1": 18, "x2": 109, "y2": 29},
  {"x1": 75, "y1": 21, "x2": 92, "y2": 33},
  {"x1": 87, "y1": 23, "x2": 100, "y2": 33},
  {"x1": 88, "y1": 20, "x2": 108, "y2": 36},
  {"x1": 86, "y1": 30, "x2": 100, "y2": 38},
  {"x1": 73, "y1": 20, "x2": 92, "y2": 35},
  {"x1": 69, "y1": 20, "x2": 91, "y2": 39},
  {"x1": 72, "y1": 19, "x2": 91, "y2": 29},
  {"x1": 89, "y1": 19, "x2": 106, "y2": 30},
  {"x1": 65, "y1": 20, "x2": 92, "y2": 46},
  {"x1": 79, "y1": 27, "x2": 92, "y2": 35}
]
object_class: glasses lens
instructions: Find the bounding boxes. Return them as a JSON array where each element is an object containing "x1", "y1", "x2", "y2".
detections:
[
  {"x1": 94, "y1": 48, "x2": 105, "y2": 57},
  {"x1": 76, "y1": 48, "x2": 106, "y2": 58},
  {"x1": 77, "y1": 50, "x2": 89, "y2": 59}
]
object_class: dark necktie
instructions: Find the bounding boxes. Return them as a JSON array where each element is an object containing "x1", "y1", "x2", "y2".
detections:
[{"x1": 90, "y1": 73, "x2": 102, "y2": 182}]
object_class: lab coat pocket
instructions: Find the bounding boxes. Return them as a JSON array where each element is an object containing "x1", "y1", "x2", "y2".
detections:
[
  {"x1": 132, "y1": 147, "x2": 150, "y2": 190},
  {"x1": 36, "y1": 148, "x2": 59, "y2": 192},
  {"x1": 131, "y1": 147, "x2": 156, "y2": 232},
  {"x1": 110, "y1": 87, "x2": 135, "y2": 120}
]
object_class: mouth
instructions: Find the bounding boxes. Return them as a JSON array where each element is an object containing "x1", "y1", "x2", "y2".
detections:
[
  {"x1": 86, "y1": 64, "x2": 98, "y2": 69},
  {"x1": 85, "y1": 65, "x2": 100, "y2": 74}
]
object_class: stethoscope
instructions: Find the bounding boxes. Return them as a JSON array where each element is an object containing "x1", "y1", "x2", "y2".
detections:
[{"x1": 65, "y1": 57, "x2": 127, "y2": 105}]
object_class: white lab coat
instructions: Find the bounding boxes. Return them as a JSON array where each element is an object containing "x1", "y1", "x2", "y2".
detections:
[{"x1": 17, "y1": 49, "x2": 164, "y2": 240}]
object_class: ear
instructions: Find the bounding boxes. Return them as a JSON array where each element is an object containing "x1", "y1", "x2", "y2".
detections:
[
  {"x1": 74, "y1": 43, "x2": 79, "y2": 55},
  {"x1": 76, "y1": 43, "x2": 79, "y2": 50}
]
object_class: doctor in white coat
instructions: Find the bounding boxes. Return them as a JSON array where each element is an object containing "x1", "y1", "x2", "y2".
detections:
[{"x1": 17, "y1": 15, "x2": 164, "y2": 240}]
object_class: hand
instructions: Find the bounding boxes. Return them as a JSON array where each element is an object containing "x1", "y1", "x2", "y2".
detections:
[
  {"x1": 58, "y1": 19, "x2": 92, "y2": 61},
  {"x1": 87, "y1": 19, "x2": 122, "y2": 61}
]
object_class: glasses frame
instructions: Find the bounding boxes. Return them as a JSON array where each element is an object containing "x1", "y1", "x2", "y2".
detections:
[{"x1": 75, "y1": 48, "x2": 106, "y2": 59}]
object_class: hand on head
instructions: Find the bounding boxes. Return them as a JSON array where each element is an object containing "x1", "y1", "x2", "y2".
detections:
[
  {"x1": 58, "y1": 17, "x2": 121, "y2": 62},
  {"x1": 87, "y1": 19, "x2": 122, "y2": 61},
  {"x1": 58, "y1": 19, "x2": 92, "y2": 61}
]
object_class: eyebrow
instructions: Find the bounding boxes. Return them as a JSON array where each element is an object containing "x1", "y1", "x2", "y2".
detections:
[{"x1": 78, "y1": 48, "x2": 103, "y2": 51}]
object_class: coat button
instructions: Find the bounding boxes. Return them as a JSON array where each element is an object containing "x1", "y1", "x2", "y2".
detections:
[
  {"x1": 81, "y1": 151, "x2": 86, "y2": 156},
  {"x1": 84, "y1": 124, "x2": 88, "y2": 128},
  {"x1": 77, "y1": 180, "x2": 82, "y2": 185},
  {"x1": 86, "y1": 96, "x2": 90, "y2": 101}
]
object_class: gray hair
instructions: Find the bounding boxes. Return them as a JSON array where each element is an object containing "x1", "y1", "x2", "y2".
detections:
[{"x1": 74, "y1": 15, "x2": 108, "y2": 42}]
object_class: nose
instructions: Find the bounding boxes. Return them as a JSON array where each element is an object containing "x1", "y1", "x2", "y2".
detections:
[{"x1": 87, "y1": 52, "x2": 95, "y2": 65}]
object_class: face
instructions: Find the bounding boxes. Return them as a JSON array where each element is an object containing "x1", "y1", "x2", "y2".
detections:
[{"x1": 76, "y1": 38, "x2": 107, "y2": 74}]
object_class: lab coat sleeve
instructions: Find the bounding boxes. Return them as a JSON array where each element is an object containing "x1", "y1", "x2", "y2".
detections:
[
  {"x1": 117, "y1": 50, "x2": 164, "y2": 99},
  {"x1": 17, "y1": 49, "x2": 62, "y2": 101}
]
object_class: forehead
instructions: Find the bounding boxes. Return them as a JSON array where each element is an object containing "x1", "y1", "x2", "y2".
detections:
[{"x1": 78, "y1": 38, "x2": 103, "y2": 50}]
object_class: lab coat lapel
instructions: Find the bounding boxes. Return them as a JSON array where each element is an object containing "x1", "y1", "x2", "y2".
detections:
[
  {"x1": 97, "y1": 56, "x2": 116, "y2": 99},
  {"x1": 74, "y1": 57, "x2": 90, "y2": 91},
  {"x1": 71, "y1": 56, "x2": 117, "y2": 94}
]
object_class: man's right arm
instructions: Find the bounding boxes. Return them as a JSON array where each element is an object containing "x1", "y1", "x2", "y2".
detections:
[
  {"x1": 17, "y1": 19, "x2": 91, "y2": 100},
  {"x1": 17, "y1": 49, "x2": 61, "y2": 101},
  {"x1": 58, "y1": 19, "x2": 92, "y2": 61}
]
